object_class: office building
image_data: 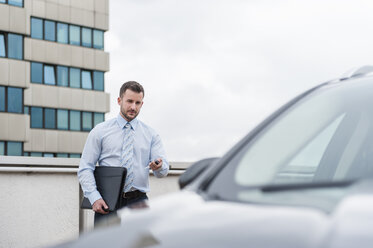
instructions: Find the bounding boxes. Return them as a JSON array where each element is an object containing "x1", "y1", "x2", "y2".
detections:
[{"x1": 0, "y1": 0, "x2": 110, "y2": 157}]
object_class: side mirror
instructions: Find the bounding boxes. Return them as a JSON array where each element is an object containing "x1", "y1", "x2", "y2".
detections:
[{"x1": 178, "y1": 157, "x2": 219, "y2": 189}]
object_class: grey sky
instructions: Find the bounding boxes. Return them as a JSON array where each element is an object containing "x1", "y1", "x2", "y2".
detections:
[{"x1": 105, "y1": 0, "x2": 373, "y2": 161}]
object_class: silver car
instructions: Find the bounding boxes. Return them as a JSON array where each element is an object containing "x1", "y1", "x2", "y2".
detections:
[{"x1": 56, "y1": 66, "x2": 373, "y2": 248}]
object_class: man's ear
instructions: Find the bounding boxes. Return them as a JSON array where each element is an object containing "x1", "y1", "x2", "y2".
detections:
[{"x1": 117, "y1": 97, "x2": 121, "y2": 105}]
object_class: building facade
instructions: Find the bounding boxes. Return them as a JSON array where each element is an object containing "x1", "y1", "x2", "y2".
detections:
[{"x1": 0, "y1": 0, "x2": 110, "y2": 157}]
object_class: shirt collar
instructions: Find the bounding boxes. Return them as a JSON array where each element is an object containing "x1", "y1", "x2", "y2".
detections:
[{"x1": 116, "y1": 114, "x2": 138, "y2": 130}]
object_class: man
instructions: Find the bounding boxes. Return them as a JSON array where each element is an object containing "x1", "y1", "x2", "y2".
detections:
[{"x1": 78, "y1": 81, "x2": 169, "y2": 226}]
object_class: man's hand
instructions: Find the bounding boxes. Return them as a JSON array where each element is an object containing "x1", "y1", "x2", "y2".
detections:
[
  {"x1": 92, "y1": 198, "x2": 109, "y2": 214},
  {"x1": 148, "y1": 158, "x2": 163, "y2": 171}
]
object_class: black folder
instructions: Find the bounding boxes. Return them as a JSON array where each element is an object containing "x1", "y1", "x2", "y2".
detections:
[{"x1": 81, "y1": 166, "x2": 127, "y2": 212}]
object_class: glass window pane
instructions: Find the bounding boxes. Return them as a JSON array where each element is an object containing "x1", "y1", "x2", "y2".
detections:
[
  {"x1": 93, "y1": 113, "x2": 104, "y2": 127},
  {"x1": 82, "y1": 27, "x2": 92, "y2": 47},
  {"x1": 7, "y1": 142, "x2": 22, "y2": 156},
  {"x1": 82, "y1": 112, "x2": 92, "y2": 131},
  {"x1": 82, "y1": 71, "x2": 92, "y2": 89},
  {"x1": 24, "y1": 106, "x2": 29, "y2": 114},
  {"x1": 44, "y1": 65, "x2": 56, "y2": 85},
  {"x1": 56, "y1": 153, "x2": 68, "y2": 158},
  {"x1": 0, "y1": 0, "x2": 6, "y2": 3},
  {"x1": 0, "y1": 142, "x2": 4, "y2": 155},
  {"x1": 23, "y1": 152, "x2": 30, "y2": 156},
  {"x1": 69, "y1": 25, "x2": 80, "y2": 45},
  {"x1": 8, "y1": 0, "x2": 23, "y2": 7},
  {"x1": 70, "y1": 110, "x2": 81, "y2": 131},
  {"x1": 31, "y1": 107, "x2": 43, "y2": 128},
  {"x1": 8, "y1": 33, "x2": 23, "y2": 60},
  {"x1": 31, "y1": 62, "x2": 43, "y2": 83},
  {"x1": 44, "y1": 108, "x2": 56, "y2": 129},
  {"x1": 70, "y1": 153, "x2": 81, "y2": 158},
  {"x1": 7, "y1": 87, "x2": 22, "y2": 113},
  {"x1": 57, "y1": 109, "x2": 68, "y2": 130},
  {"x1": 0, "y1": 34, "x2": 5, "y2": 57},
  {"x1": 57, "y1": 23, "x2": 68, "y2": 44},
  {"x1": 57, "y1": 66, "x2": 68, "y2": 86},
  {"x1": 0, "y1": 86, "x2": 5, "y2": 112},
  {"x1": 31, "y1": 18, "x2": 43, "y2": 39},
  {"x1": 43, "y1": 153, "x2": 54, "y2": 157},
  {"x1": 93, "y1": 30, "x2": 104, "y2": 49},
  {"x1": 44, "y1": 20, "x2": 56, "y2": 41},
  {"x1": 30, "y1": 152, "x2": 42, "y2": 157},
  {"x1": 69, "y1": 68, "x2": 80, "y2": 88},
  {"x1": 93, "y1": 71, "x2": 104, "y2": 91}
]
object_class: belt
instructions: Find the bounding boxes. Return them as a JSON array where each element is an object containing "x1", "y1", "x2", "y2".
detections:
[{"x1": 123, "y1": 190, "x2": 146, "y2": 199}]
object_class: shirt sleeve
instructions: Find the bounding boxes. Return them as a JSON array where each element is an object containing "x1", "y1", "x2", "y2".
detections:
[
  {"x1": 150, "y1": 133, "x2": 169, "y2": 178},
  {"x1": 77, "y1": 127, "x2": 102, "y2": 205}
]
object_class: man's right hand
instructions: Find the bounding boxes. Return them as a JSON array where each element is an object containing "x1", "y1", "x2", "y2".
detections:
[{"x1": 92, "y1": 198, "x2": 109, "y2": 214}]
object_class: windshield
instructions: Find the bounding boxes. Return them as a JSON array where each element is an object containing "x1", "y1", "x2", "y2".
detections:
[{"x1": 207, "y1": 78, "x2": 373, "y2": 210}]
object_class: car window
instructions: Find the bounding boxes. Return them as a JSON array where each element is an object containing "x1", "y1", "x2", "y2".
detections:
[{"x1": 207, "y1": 79, "x2": 373, "y2": 208}]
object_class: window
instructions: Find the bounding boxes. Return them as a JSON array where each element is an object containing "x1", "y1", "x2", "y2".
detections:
[
  {"x1": 7, "y1": 142, "x2": 22, "y2": 156},
  {"x1": 0, "y1": 86, "x2": 5, "y2": 112},
  {"x1": 44, "y1": 108, "x2": 56, "y2": 129},
  {"x1": 31, "y1": 62, "x2": 43, "y2": 83},
  {"x1": 69, "y1": 25, "x2": 80, "y2": 45},
  {"x1": 44, "y1": 20, "x2": 56, "y2": 41},
  {"x1": 82, "y1": 112, "x2": 92, "y2": 131},
  {"x1": 57, "y1": 23, "x2": 68, "y2": 44},
  {"x1": 93, "y1": 30, "x2": 104, "y2": 49},
  {"x1": 7, "y1": 34, "x2": 22, "y2": 60},
  {"x1": 30, "y1": 152, "x2": 42, "y2": 157},
  {"x1": 43, "y1": 153, "x2": 54, "y2": 157},
  {"x1": 8, "y1": 0, "x2": 23, "y2": 7},
  {"x1": 31, "y1": 107, "x2": 43, "y2": 128},
  {"x1": 82, "y1": 27, "x2": 92, "y2": 47},
  {"x1": 24, "y1": 106, "x2": 29, "y2": 114},
  {"x1": 93, "y1": 71, "x2": 104, "y2": 91},
  {"x1": 70, "y1": 153, "x2": 81, "y2": 158},
  {"x1": 56, "y1": 153, "x2": 68, "y2": 158},
  {"x1": 31, "y1": 62, "x2": 105, "y2": 91},
  {"x1": 27, "y1": 106, "x2": 103, "y2": 132},
  {"x1": 31, "y1": 18, "x2": 43, "y2": 39},
  {"x1": 70, "y1": 110, "x2": 81, "y2": 131},
  {"x1": 44, "y1": 65, "x2": 56, "y2": 85},
  {"x1": 94, "y1": 113, "x2": 104, "y2": 127},
  {"x1": 57, "y1": 109, "x2": 68, "y2": 130},
  {"x1": 0, "y1": 0, "x2": 5, "y2": 3},
  {"x1": 0, "y1": 141, "x2": 4, "y2": 155},
  {"x1": 57, "y1": 66, "x2": 68, "y2": 87},
  {"x1": 7, "y1": 87, "x2": 22, "y2": 113},
  {"x1": 69, "y1": 68, "x2": 80, "y2": 88},
  {"x1": 0, "y1": 34, "x2": 5, "y2": 57},
  {"x1": 82, "y1": 70, "x2": 92, "y2": 89},
  {"x1": 30, "y1": 17, "x2": 104, "y2": 50},
  {"x1": 0, "y1": 86, "x2": 23, "y2": 113}
]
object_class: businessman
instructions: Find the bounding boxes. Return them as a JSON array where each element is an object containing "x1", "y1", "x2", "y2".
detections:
[{"x1": 78, "y1": 81, "x2": 169, "y2": 225}]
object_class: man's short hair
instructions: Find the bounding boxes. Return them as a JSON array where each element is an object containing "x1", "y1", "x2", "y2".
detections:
[{"x1": 119, "y1": 81, "x2": 145, "y2": 98}]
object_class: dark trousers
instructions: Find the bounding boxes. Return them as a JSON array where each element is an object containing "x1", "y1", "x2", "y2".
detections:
[{"x1": 94, "y1": 193, "x2": 148, "y2": 228}]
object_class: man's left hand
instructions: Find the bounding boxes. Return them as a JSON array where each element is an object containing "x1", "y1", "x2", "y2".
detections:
[{"x1": 148, "y1": 158, "x2": 163, "y2": 171}]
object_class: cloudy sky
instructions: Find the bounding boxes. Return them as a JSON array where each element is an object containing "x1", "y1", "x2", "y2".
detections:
[{"x1": 105, "y1": 0, "x2": 373, "y2": 162}]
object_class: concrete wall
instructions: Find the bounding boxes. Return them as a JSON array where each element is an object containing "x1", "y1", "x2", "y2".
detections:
[{"x1": 0, "y1": 156, "x2": 188, "y2": 248}]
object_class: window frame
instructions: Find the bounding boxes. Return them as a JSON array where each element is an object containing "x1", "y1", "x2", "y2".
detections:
[
  {"x1": 0, "y1": 32, "x2": 6, "y2": 58},
  {"x1": 0, "y1": 141, "x2": 23, "y2": 156},
  {"x1": 0, "y1": 86, "x2": 24, "y2": 114}
]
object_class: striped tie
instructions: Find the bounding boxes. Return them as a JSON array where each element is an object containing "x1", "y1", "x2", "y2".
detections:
[{"x1": 122, "y1": 123, "x2": 134, "y2": 192}]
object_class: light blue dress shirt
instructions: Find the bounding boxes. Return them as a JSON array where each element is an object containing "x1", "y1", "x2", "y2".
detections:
[{"x1": 78, "y1": 114, "x2": 169, "y2": 205}]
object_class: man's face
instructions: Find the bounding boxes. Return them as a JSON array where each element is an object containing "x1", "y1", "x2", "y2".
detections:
[{"x1": 118, "y1": 89, "x2": 144, "y2": 122}]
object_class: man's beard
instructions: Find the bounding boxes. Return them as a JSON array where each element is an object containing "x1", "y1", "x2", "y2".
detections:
[{"x1": 121, "y1": 109, "x2": 138, "y2": 122}]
